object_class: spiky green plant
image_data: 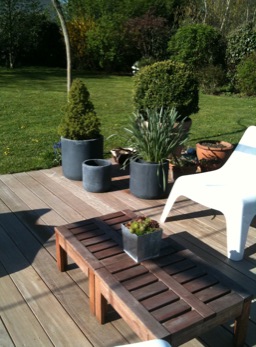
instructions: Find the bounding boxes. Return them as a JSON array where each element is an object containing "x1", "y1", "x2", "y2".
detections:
[{"x1": 125, "y1": 107, "x2": 188, "y2": 163}]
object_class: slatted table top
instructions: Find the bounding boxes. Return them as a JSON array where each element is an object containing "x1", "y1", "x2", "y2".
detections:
[{"x1": 55, "y1": 209, "x2": 252, "y2": 347}]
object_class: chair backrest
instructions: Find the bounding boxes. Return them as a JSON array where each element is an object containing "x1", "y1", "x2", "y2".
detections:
[{"x1": 221, "y1": 126, "x2": 256, "y2": 175}]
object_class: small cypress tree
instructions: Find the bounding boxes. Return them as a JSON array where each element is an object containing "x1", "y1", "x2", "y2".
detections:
[{"x1": 58, "y1": 79, "x2": 101, "y2": 140}]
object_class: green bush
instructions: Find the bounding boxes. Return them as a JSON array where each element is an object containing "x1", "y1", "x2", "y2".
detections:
[
  {"x1": 86, "y1": 14, "x2": 134, "y2": 71},
  {"x1": 226, "y1": 23, "x2": 256, "y2": 88},
  {"x1": 236, "y1": 53, "x2": 256, "y2": 96},
  {"x1": 226, "y1": 23, "x2": 256, "y2": 68},
  {"x1": 197, "y1": 65, "x2": 226, "y2": 95},
  {"x1": 133, "y1": 60, "x2": 199, "y2": 119},
  {"x1": 168, "y1": 24, "x2": 226, "y2": 70},
  {"x1": 58, "y1": 79, "x2": 101, "y2": 140}
]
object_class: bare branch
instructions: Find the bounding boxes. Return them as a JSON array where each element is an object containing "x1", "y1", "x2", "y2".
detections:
[{"x1": 51, "y1": 0, "x2": 71, "y2": 96}]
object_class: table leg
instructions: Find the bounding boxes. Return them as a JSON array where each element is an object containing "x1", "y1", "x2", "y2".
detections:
[
  {"x1": 95, "y1": 275, "x2": 108, "y2": 324},
  {"x1": 234, "y1": 298, "x2": 251, "y2": 347},
  {"x1": 89, "y1": 269, "x2": 96, "y2": 315},
  {"x1": 55, "y1": 233, "x2": 68, "y2": 272}
]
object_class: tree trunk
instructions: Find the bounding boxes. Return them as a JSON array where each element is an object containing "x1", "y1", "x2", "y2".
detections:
[
  {"x1": 220, "y1": 0, "x2": 231, "y2": 32},
  {"x1": 51, "y1": 0, "x2": 71, "y2": 96},
  {"x1": 203, "y1": 0, "x2": 207, "y2": 23}
]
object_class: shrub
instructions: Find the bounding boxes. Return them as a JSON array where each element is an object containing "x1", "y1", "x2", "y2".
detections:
[
  {"x1": 236, "y1": 53, "x2": 256, "y2": 96},
  {"x1": 58, "y1": 79, "x2": 101, "y2": 140},
  {"x1": 168, "y1": 24, "x2": 226, "y2": 71},
  {"x1": 124, "y1": 11, "x2": 170, "y2": 61},
  {"x1": 86, "y1": 14, "x2": 133, "y2": 71},
  {"x1": 226, "y1": 23, "x2": 256, "y2": 69},
  {"x1": 133, "y1": 60, "x2": 199, "y2": 119},
  {"x1": 197, "y1": 64, "x2": 226, "y2": 95},
  {"x1": 226, "y1": 23, "x2": 256, "y2": 87},
  {"x1": 67, "y1": 17, "x2": 96, "y2": 70}
]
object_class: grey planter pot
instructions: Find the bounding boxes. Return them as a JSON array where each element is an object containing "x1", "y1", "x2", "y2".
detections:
[
  {"x1": 82, "y1": 159, "x2": 112, "y2": 193},
  {"x1": 129, "y1": 159, "x2": 169, "y2": 199},
  {"x1": 61, "y1": 136, "x2": 103, "y2": 181},
  {"x1": 121, "y1": 224, "x2": 162, "y2": 262}
]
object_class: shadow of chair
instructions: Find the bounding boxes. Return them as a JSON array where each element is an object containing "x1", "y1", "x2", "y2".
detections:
[{"x1": 0, "y1": 208, "x2": 53, "y2": 275}]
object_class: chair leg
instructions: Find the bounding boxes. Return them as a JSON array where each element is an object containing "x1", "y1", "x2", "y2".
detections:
[
  {"x1": 160, "y1": 193, "x2": 179, "y2": 223},
  {"x1": 225, "y1": 213, "x2": 250, "y2": 261}
]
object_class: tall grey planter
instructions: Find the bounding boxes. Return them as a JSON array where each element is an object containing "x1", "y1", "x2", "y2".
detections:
[
  {"x1": 129, "y1": 159, "x2": 169, "y2": 199},
  {"x1": 61, "y1": 136, "x2": 103, "y2": 181},
  {"x1": 82, "y1": 159, "x2": 112, "y2": 193}
]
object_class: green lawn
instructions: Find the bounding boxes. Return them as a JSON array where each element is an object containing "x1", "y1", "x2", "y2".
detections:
[{"x1": 0, "y1": 67, "x2": 256, "y2": 174}]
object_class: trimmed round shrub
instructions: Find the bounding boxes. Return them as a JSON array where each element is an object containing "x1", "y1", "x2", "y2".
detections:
[
  {"x1": 236, "y1": 53, "x2": 256, "y2": 96},
  {"x1": 133, "y1": 60, "x2": 199, "y2": 119}
]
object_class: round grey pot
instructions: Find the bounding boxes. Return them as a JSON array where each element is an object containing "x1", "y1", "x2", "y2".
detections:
[
  {"x1": 61, "y1": 136, "x2": 103, "y2": 181},
  {"x1": 82, "y1": 159, "x2": 112, "y2": 193},
  {"x1": 130, "y1": 159, "x2": 169, "y2": 199}
]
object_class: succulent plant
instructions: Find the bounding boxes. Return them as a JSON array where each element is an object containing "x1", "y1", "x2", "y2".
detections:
[{"x1": 124, "y1": 216, "x2": 160, "y2": 236}]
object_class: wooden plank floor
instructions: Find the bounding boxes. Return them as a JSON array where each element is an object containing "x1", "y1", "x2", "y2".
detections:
[{"x1": 0, "y1": 163, "x2": 255, "y2": 347}]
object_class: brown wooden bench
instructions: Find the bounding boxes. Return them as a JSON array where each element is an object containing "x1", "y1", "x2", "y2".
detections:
[{"x1": 55, "y1": 210, "x2": 252, "y2": 346}]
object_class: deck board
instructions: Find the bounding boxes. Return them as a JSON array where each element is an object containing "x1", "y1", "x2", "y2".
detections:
[{"x1": 0, "y1": 164, "x2": 255, "y2": 347}]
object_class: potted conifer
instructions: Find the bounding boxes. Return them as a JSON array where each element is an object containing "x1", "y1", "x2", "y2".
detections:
[{"x1": 58, "y1": 79, "x2": 103, "y2": 180}]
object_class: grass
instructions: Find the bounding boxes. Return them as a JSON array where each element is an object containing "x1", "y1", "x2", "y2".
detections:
[{"x1": 0, "y1": 66, "x2": 256, "y2": 174}]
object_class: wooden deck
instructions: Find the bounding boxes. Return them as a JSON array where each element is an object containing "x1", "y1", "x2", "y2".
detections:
[{"x1": 0, "y1": 164, "x2": 255, "y2": 347}]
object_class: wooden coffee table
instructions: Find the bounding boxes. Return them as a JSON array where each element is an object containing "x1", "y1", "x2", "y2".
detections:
[
  {"x1": 55, "y1": 210, "x2": 252, "y2": 347},
  {"x1": 55, "y1": 209, "x2": 137, "y2": 313}
]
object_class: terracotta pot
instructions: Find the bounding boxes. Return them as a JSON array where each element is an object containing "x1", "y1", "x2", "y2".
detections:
[{"x1": 196, "y1": 140, "x2": 234, "y2": 162}]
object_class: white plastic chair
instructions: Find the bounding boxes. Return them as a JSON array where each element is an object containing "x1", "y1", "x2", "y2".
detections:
[
  {"x1": 114, "y1": 339, "x2": 172, "y2": 347},
  {"x1": 161, "y1": 126, "x2": 256, "y2": 261}
]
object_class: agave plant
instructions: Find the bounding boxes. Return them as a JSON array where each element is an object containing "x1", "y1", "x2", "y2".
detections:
[{"x1": 125, "y1": 107, "x2": 188, "y2": 164}]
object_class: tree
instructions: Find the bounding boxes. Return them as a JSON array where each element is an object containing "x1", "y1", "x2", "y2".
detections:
[
  {"x1": 125, "y1": 11, "x2": 170, "y2": 61},
  {"x1": 168, "y1": 23, "x2": 226, "y2": 70},
  {"x1": 51, "y1": 0, "x2": 71, "y2": 94},
  {"x1": 176, "y1": 0, "x2": 256, "y2": 35},
  {"x1": 0, "y1": 0, "x2": 42, "y2": 68}
]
